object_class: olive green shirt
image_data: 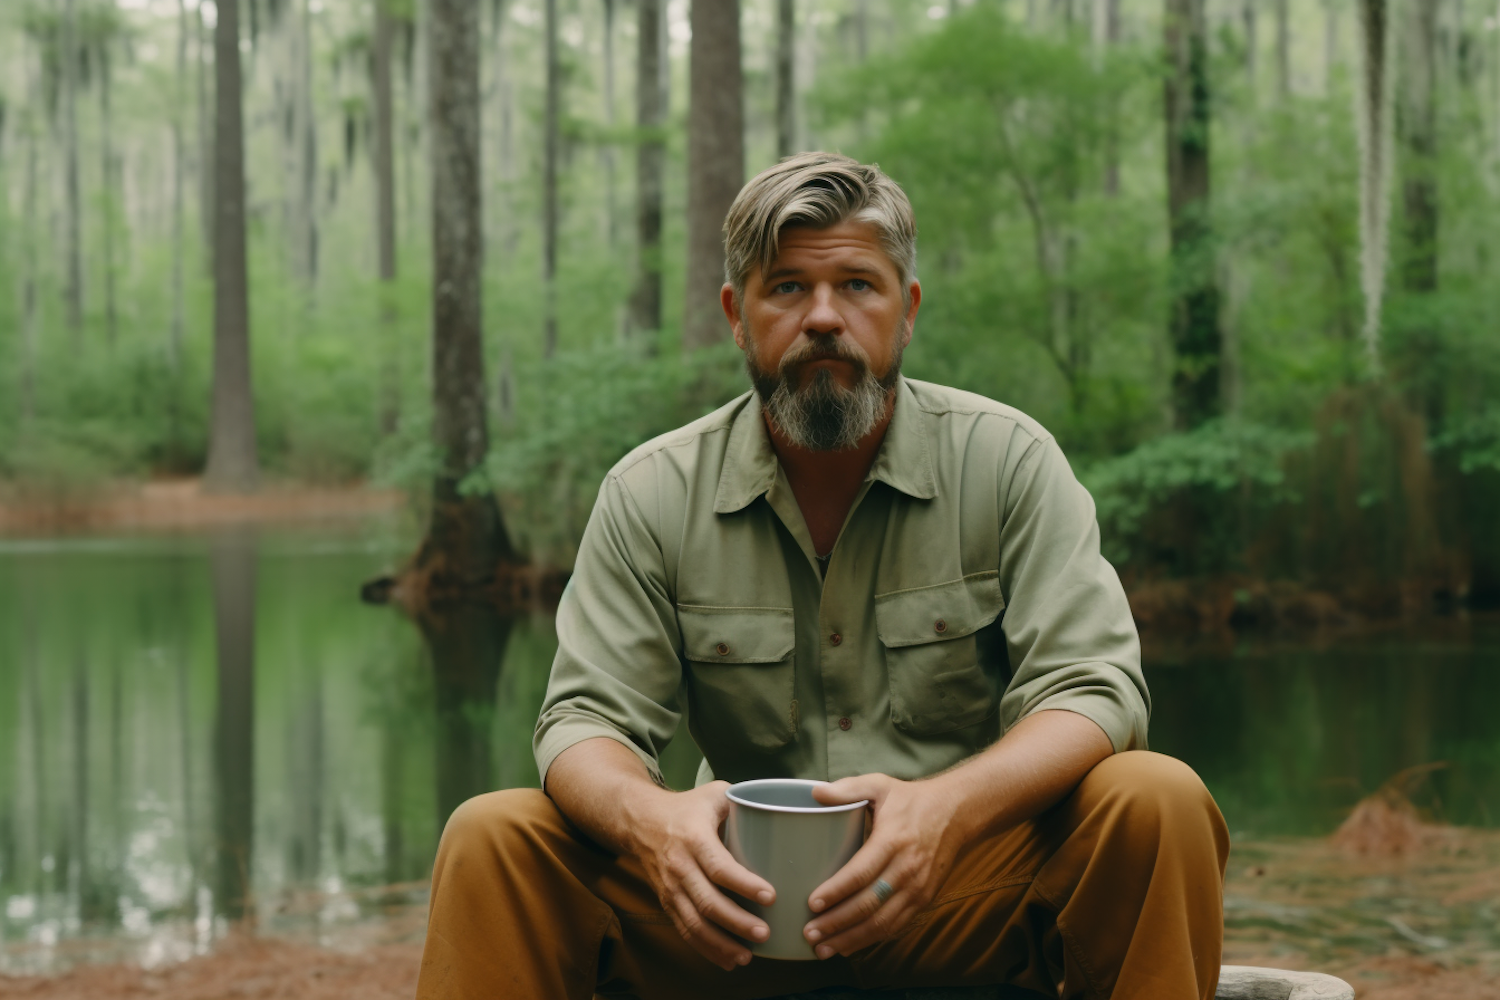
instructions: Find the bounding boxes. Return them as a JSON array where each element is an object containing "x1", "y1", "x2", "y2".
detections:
[{"x1": 533, "y1": 378, "x2": 1149, "y2": 788}]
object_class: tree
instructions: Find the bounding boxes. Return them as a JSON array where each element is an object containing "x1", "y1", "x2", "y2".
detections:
[
  {"x1": 374, "y1": 0, "x2": 399, "y2": 432},
  {"x1": 1398, "y1": 0, "x2": 1441, "y2": 423},
  {"x1": 211, "y1": 531, "x2": 256, "y2": 920},
  {"x1": 683, "y1": 0, "x2": 744, "y2": 349},
  {"x1": 543, "y1": 0, "x2": 559, "y2": 358},
  {"x1": 203, "y1": 0, "x2": 260, "y2": 493},
  {"x1": 627, "y1": 0, "x2": 665, "y2": 340},
  {"x1": 62, "y1": 0, "x2": 83, "y2": 338},
  {"x1": 1354, "y1": 0, "x2": 1395, "y2": 376},
  {"x1": 1275, "y1": 0, "x2": 1291, "y2": 97},
  {"x1": 601, "y1": 0, "x2": 618, "y2": 244},
  {"x1": 81, "y1": 4, "x2": 126, "y2": 349},
  {"x1": 197, "y1": 0, "x2": 214, "y2": 269},
  {"x1": 423, "y1": 0, "x2": 516, "y2": 586},
  {"x1": 1164, "y1": 0, "x2": 1222, "y2": 429},
  {"x1": 776, "y1": 0, "x2": 795, "y2": 158},
  {"x1": 170, "y1": 0, "x2": 190, "y2": 452}
]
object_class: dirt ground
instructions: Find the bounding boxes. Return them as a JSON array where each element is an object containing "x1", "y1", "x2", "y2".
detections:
[
  {"x1": 0, "y1": 477, "x2": 405, "y2": 535},
  {"x1": 5, "y1": 827, "x2": 1498, "y2": 999}
]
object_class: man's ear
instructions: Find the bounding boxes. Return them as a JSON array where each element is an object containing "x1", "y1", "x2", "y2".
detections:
[
  {"x1": 721, "y1": 283, "x2": 746, "y2": 350},
  {"x1": 901, "y1": 280, "x2": 922, "y2": 347}
]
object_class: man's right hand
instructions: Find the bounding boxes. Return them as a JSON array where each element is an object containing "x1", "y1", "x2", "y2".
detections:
[
  {"x1": 630, "y1": 779, "x2": 777, "y2": 969},
  {"x1": 545, "y1": 738, "x2": 776, "y2": 971}
]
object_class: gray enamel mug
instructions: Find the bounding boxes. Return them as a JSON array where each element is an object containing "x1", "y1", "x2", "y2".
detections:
[{"x1": 722, "y1": 778, "x2": 869, "y2": 960}]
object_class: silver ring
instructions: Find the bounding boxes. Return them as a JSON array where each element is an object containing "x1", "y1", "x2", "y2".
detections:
[{"x1": 871, "y1": 877, "x2": 894, "y2": 904}]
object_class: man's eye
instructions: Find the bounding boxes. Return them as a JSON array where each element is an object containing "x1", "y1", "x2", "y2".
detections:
[
  {"x1": 849, "y1": 279, "x2": 871, "y2": 291},
  {"x1": 775, "y1": 282, "x2": 800, "y2": 294}
]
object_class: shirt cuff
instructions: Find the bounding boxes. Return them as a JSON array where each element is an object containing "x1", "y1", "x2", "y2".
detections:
[
  {"x1": 534, "y1": 713, "x2": 665, "y2": 790},
  {"x1": 1024, "y1": 685, "x2": 1149, "y2": 753}
]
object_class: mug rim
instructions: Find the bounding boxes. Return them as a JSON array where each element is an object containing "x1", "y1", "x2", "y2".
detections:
[{"x1": 725, "y1": 778, "x2": 870, "y2": 815}]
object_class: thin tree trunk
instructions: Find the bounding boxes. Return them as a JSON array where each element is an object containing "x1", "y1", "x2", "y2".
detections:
[
  {"x1": 1324, "y1": 0, "x2": 1342, "y2": 91},
  {"x1": 627, "y1": 0, "x2": 665, "y2": 340},
  {"x1": 1355, "y1": 0, "x2": 1395, "y2": 376},
  {"x1": 99, "y1": 47, "x2": 118, "y2": 349},
  {"x1": 374, "y1": 0, "x2": 400, "y2": 434},
  {"x1": 543, "y1": 0, "x2": 559, "y2": 358},
  {"x1": 1275, "y1": 0, "x2": 1291, "y2": 97},
  {"x1": 172, "y1": 0, "x2": 188, "y2": 373},
  {"x1": 20, "y1": 71, "x2": 40, "y2": 426},
  {"x1": 211, "y1": 531, "x2": 256, "y2": 920},
  {"x1": 204, "y1": 0, "x2": 260, "y2": 494},
  {"x1": 1243, "y1": 0, "x2": 1258, "y2": 87},
  {"x1": 602, "y1": 0, "x2": 618, "y2": 245},
  {"x1": 197, "y1": 2, "x2": 214, "y2": 271},
  {"x1": 1099, "y1": 0, "x2": 1121, "y2": 193},
  {"x1": 424, "y1": 0, "x2": 516, "y2": 585},
  {"x1": 1400, "y1": 0, "x2": 1441, "y2": 424},
  {"x1": 62, "y1": 0, "x2": 83, "y2": 338},
  {"x1": 776, "y1": 0, "x2": 796, "y2": 157},
  {"x1": 298, "y1": 0, "x2": 319, "y2": 291},
  {"x1": 683, "y1": 0, "x2": 744, "y2": 349},
  {"x1": 1164, "y1": 0, "x2": 1223, "y2": 429}
]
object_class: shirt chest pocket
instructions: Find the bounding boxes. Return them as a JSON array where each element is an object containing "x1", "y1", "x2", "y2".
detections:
[
  {"x1": 875, "y1": 572, "x2": 1005, "y2": 736},
  {"x1": 678, "y1": 605, "x2": 797, "y2": 753}
]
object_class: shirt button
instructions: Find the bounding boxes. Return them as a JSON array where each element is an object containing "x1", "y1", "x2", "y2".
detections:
[
  {"x1": 838, "y1": 717, "x2": 852, "y2": 731},
  {"x1": 715, "y1": 642, "x2": 730, "y2": 656},
  {"x1": 934, "y1": 619, "x2": 947, "y2": 634},
  {"x1": 829, "y1": 633, "x2": 842, "y2": 646}
]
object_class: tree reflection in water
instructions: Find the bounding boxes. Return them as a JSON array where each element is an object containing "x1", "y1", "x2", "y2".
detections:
[{"x1": 212, "y1": 530, "x2": 256, "y2": 921}]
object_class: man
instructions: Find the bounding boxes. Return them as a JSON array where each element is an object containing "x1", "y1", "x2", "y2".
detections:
[{"x1": 416, "y1": 153, "x2": 1228, "y2": 1000}]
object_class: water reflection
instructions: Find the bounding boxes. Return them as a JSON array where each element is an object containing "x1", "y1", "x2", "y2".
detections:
[{"x1": 0, "y1": 528, "x2": 1498, "y2": 973}]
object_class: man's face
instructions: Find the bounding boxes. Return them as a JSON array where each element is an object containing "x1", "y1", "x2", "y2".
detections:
[{"x1": 721, "y1": 220, "x2": 922, "y2": 451}]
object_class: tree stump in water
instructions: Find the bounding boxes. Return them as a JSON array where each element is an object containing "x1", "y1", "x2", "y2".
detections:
[{"x1": 766, "y1": 966, "x2": 1355, "y2": 1000}]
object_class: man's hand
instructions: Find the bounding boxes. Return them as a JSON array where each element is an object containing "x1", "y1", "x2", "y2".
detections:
[
  {"x1": 628, "y1": 780, "x2": 780, "y2": 970},
  {"x1": 801, "y1": 774, "x2": 963, "y2": 959}
]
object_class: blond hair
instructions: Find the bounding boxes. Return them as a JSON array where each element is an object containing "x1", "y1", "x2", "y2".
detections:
[{"x1": 722, "y1": 152, "x2": 918, "y2": 301}]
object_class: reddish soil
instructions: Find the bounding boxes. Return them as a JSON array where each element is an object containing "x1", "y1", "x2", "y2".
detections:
[{"x1": 0, "y1": 478, "x2": 405, "y2": 536}]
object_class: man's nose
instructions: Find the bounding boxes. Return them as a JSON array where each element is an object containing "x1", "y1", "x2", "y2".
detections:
[{"x1": 802, "y1": 284, "x2": 844, "y2": 335}]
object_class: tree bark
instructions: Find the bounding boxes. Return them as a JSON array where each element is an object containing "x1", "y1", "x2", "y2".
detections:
[
  {"x1": 776, "y1": 0, "x2": 796, "y2": 158},
  {"x1": 62, "y1": 0, "x2": 83, "y2": 339},
  {"x1": 20, "y1": 68, "x2": 40, "y2": 426},
  {"x1": 1324, "y1": 0, "x2": 1342, "y2": 91},
  {"x1": 425, "y1": 0, "x2": 516, "y2": 584},
  {"x1": 627, "y1": 0, "x2": 665, "y2": 340},
  {"x1": 374, "y1": 0, "x2": 400, "y2": 434},
  {"x1": 1275, "y1": 0, "x2": 1291, "y2": 97},
  {"x1": 683, "y1": 0, "x2": 744, "y2": 349},
  {"x1": 1354, "y1": 0, "x2": 1395, "y2": 376},
  {"x1": 1243, "y1": 0, "x2": 1257, "y2": 86},
  {"x1": 543, "y1": 0, "x2": 560, "y2": 358},
  {"x1": 211, "y1": 530, "x2": 256, "y2": 921},
  {"x1": 173, "y1": 0, "x2": 188, "y2": 373},
  {"x1": 1164, "y1": 0, "x2": 1223, "y2": 429},
  {"x1": 1399, "y1": 0, "x2": 1441, "y2": 424},
  {"x1": 197, "y1": 2, "x2": 214, "y2": 271},
  {"x1": 602, "y1": 0, "x2": 618, "y2": 245},
  {"x1": 99, "y1": 44, "x2": 118, "y2": 349},
  {"x1": 204, "y1": 0, "x2": 260, "y2": 494}
]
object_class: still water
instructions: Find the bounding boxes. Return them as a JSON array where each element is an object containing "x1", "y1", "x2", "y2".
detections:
[{"x1": 2, "y1": 525, "x2": 1498, "y2": 971}]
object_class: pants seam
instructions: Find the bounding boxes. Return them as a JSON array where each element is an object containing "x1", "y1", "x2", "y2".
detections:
[{"x1": 1032, "y1": 879, "x2": 1107, "y2": 1000}]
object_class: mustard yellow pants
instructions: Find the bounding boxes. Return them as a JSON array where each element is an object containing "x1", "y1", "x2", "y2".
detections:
[{"x1": 415, "y1": 751, "x2": 1229, "y2": 1000}]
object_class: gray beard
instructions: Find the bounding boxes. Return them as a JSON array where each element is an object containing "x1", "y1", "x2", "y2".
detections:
[{"x1": 745, "y1": 328, "x2": 906, "y2": 452}]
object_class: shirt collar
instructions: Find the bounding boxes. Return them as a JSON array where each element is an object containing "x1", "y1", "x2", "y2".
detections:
[{"x1": 713, "y1": 378, "x2": 938, "y2": 515}]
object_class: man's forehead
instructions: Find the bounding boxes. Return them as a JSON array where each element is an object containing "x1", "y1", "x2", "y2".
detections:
[{"x1": 762, "y1": 221, "x2": 895, "y2": 276}]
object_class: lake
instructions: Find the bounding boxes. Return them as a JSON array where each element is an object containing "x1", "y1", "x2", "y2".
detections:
[{"x1": 2, "y1": 524, "x2": 1497, "y2": 972}]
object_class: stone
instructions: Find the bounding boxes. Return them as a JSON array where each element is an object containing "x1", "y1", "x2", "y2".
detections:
[{"x1": 768, "y1": 965, "x2": 1356, "y2": 1000}]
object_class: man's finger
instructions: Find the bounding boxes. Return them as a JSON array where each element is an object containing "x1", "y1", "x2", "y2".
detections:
[
  {"x1": 816, "y1": 893, "x2": 914, "y2": 959},
  {"x1": 811, "y1": 774, "x2": 886, "y2": 807},
  {"x1": 668, "y1": 891, "x2": 752, "y2": 971},
  {"x1": 680, "y1": 864, "x2": 771, "y2": 944},
  {"x1": 804, "y1": 868, "x2": 891, "y2": 941},
  {"x1": 695, "y1": 836, "x2": 776, "y2": 906},
  {"x1": 806, "y1": 837, "x2": 894, "y2": 914}
]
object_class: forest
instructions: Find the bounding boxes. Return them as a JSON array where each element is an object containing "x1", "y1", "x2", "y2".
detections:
[{"x1": 2, "y1": 0, "x2": 1499, "y2": 618}]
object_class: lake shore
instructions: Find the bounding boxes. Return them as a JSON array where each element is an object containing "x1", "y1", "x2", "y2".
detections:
[
  {"x1": 5, "y1": 834, "x2": 1498, "y2": 999},
  {"x1": 0, "y1": 478, "x2": 406, "y2": 537}
]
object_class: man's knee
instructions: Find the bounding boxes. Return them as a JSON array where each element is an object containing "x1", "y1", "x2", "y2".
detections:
[
  {"x1": 1085, "y1": 752, "x2": 1227, "y2": 860},
  {"x1": 437, "y1": 787, "x2": 562, "y2": 861}
]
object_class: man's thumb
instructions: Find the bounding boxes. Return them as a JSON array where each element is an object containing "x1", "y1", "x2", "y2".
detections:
[{"x1": 812, "y1": 774, "x2": 883, "y2": 806}]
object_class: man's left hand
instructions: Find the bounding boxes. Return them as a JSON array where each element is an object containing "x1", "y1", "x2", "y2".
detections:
[{"x1": 801, "y1": 773, "x2": 964, "y2": 959}]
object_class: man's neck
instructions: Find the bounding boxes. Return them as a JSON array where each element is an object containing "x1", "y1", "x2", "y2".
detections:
[{"x1": 763, "y1": 391, "x2": 897, "y2": 558}]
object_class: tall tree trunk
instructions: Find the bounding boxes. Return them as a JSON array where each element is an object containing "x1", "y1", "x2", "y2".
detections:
[
  {"x1": 99, "y1": 47, "x2": 118, "y2": 349},
  {"x1": 1399, "y1": 0, "x2": 1441, "y2": 424},
  {"x1": 204, "y1": 0, "x2": 260, "y2": 494},
  {"x1": 375, "y1": 0, "x2": 400, "y2": 434},
  {"x1": 298, "y1": 0, "x2": 319, "y2": 291},
  {"x1": 1324, "y1": 0, "x2": 1342, "y2": 91},
  {"x1": 1275, "y1": 0, "x2": 1291, "y2": 97},
  {"x1": 683, "y1": 0, "x2": 744, "y2": 349},
  {"x1": 211, "y1": 531, "x2": 256, "y2": 920},
  {"x1": 543, "y1": 0, "x2": 559, "y2": 358},
  {"x1": 1243, "y1": 0, "x2": 1258, "y2": 86},
  {"x1": 425, "y1": 0, "x2": 516, "y2": 585},
  {"x1": 627, "y1": 0, "x2": 666, "y2": 341},
  {"x1": 602, "y1": 0, "x2": 618, "y2": 245},
  {"x1": 1355, "y1": 0, "x2": 1395, "y2": 376},
  {"x1": 1164, "y1": 0, "x2": 1222, "y2": 429},
  {"x1": 171, "y1": 0, "x2": 189, "y2": 461},
  {"x1": 197, "y1": 1, "x2": 214, "y2": 271},
  {"x1": 776, "y1": 0, "x2": 796, "y2": 158},
  {"x1": 492, "y1": 0, "x2": 517, "y2": 260},
  {"x1": 62, "y1": 0, "x2": 83, "y2": 339},
  {"x1": 1098, "y1": 0, "x2": 1122, "y2": 193},
  {"x1": 20, "y1": 73, "x2": 40, "y2": 426}
]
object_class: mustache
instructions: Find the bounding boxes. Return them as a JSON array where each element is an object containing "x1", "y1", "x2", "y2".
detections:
[{"x1": 776, "y1": 336, "x2": 872, "y2": 376}]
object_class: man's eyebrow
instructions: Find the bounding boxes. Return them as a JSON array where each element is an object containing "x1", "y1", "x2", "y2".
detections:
[{"x1": 762, "y1": 263, "x2": 886, "y2": 282}]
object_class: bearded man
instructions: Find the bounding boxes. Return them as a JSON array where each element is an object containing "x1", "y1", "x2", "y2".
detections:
[{"x1": 415, "y1": 153, "x2": 1228, "y2": 1000}]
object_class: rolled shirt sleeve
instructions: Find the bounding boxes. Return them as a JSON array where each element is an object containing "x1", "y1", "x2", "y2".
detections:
[
  {"x1": 533, "y1": 474, "x2": 685, "y2": 788},
  {"x1": 996, "y1": 435, "x2": 1150, "y2": 753}
]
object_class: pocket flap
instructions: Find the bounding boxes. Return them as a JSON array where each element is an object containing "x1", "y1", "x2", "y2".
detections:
[
  {"x1": 678, "y1": 605, "x2": 795, "y2": 663},
  {"x1": 875, "y1": 572, "x2": 1004, "y2": 648}
]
